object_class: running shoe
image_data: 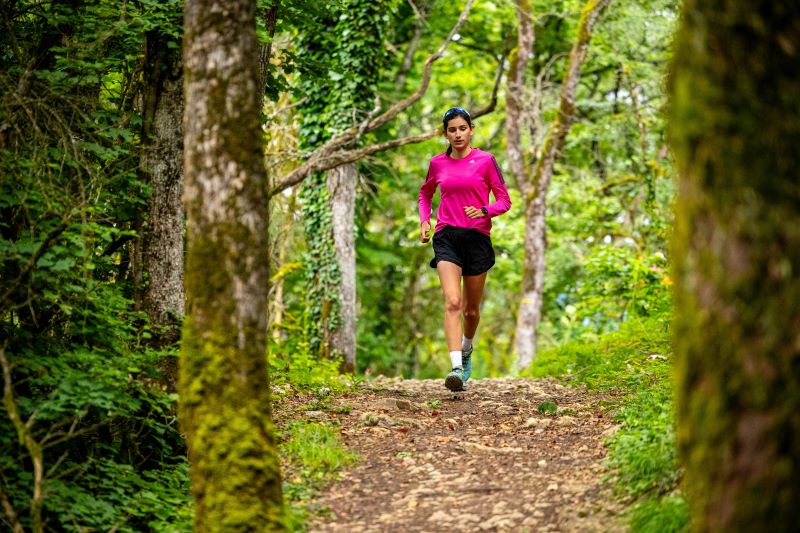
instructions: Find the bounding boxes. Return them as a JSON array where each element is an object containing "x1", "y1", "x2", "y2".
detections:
[
  {"x1": 445, "y1": 367, "x2": 465, "y2": 392},
  {"x1": 462, "y1": 346, "x2": 473, "y2": 382}
]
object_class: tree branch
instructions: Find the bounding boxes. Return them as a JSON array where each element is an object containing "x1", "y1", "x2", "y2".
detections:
[
  {"x1": 269, "y1": 50, "x2": 504, "y2": 197},
  {"x1": 1, "y1": 344, "x2": 44, "y2": 533},
  {"x1": 0, "y1": 482, "x2": 24, "y2": 533}
]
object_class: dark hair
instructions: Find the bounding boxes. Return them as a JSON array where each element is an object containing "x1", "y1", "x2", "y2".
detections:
[{"x1": 442, "y1": 107, "x2": 473, "y2": 156}]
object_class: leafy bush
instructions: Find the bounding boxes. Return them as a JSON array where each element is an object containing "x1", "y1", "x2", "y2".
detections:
[{"x1": 279, "y1": 420, "x2": 357, "y2": 531}]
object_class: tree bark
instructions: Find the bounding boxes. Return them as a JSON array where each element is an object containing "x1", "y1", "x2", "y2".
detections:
[
  {"x1": 141, "y1": 29, "x2": 185, "y2": 345},
  {"x1": 670, "y1": 1, "x2": 800, "y2": 530},
  {"x1": 327, "y1": 163, "x2": 357, "y2": 372},
  {"x1": 180, "y1": 0, "x2": 284, "y2": 529},
  {"x1": 514, "y1": 0, "x2": 613, "y2": 370}
]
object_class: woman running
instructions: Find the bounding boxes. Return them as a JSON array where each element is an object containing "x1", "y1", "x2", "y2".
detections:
[{"x1": 418, "y1": 107, "x2": 512, "y2": 391}]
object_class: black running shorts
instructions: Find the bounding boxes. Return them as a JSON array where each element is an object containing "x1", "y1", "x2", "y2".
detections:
[{"x1": 429, "y1": 225, "x2": 496, "y2": 276}]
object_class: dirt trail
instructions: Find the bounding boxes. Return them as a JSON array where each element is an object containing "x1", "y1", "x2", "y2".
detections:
[{"x1": 298, "y1": 377, "x2": 625, "y2": 533}]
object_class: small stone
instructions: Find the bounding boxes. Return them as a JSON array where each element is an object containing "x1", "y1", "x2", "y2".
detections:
[
  {"x1": 376, "y1": 398, "x2": 399, "y2": 410},
  {"x1": 538, "y1": 459, "x2": 547, "y2": 467},
  {"x1": 304, "y1": 410, "x2": 325, "y2": 419},
  {"x1": 428, "y1": 510, "x2": 452, "y2": 523},
  {"x1": 526, "y1": 417, "x2": 552, "y2": 428},
  {"x1": 547, "y1": 483, "x2": 559, "y2": 491},
  {"x1": 556, "y1": 416, "x2": 576, "y2": 427},
  {"x1": 395, "y1": 399, "x2": 414, "y2": 410}
]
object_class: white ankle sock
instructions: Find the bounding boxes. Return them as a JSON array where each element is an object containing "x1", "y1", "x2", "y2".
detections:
[
  {"x1": 449, "y1": 350, "x2": 463, "y2": 369},
  {"x1": 462, "y1": 335, "x2": 473, "y2": 351}
]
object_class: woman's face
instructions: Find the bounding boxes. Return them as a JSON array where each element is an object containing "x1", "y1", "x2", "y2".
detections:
[{"x1": 444, "y1": 116, "x2": 473, "y2": 151}]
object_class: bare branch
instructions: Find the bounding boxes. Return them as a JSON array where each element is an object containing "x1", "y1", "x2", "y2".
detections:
[
  {"x1": 0, "y1": 482, "x2": 24, "y2": 533},
  {"x1": 1, "y1": 344, "x2": 44, "y2": 533},
  {"x1": 269, "y1": 53, "x2": 504, "y2": 197}
]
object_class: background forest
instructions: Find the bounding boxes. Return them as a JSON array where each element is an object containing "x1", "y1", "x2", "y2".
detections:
[{"x1": 6, "y1": 0, "x2": 794, "y2": 532}]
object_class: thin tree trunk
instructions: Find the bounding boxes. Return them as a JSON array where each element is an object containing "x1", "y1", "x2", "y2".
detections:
[
  {"x1": 180, "y1": 0, "x2": 284, "y2": 528},
  {"x1": 505, "y1": 0, "x2": 534, "y2": 194},
  {"x1": 515, "y1": 0, "x2": 613, "y2": 370},
  {"x1": 141, "y1": 30, "x2": 184, "y2": 345},
  {"x1": 270, "y1": 190, "x2": 296, "y2": 341},
  {"x1": 258, "y1": 1, "x2": 280, "y2": 100},
  {"x1": 670, "y1": 1, "x2": 800, "y2": 529},
  {"x1": 328, "y1": 163, "x2": 357, "y2": 373}
]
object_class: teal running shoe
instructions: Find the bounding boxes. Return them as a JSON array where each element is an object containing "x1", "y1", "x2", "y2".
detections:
[
  {"x1": 444, "y1": 367, "x2": 465, "y2": 392},
  {"x1": 462, "y1": 346, "x2": 473, "y2": 382}
]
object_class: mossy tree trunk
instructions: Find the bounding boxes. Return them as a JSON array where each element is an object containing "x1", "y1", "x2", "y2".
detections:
[
  {"x1": 670, "y1": 1, "x2": 800, "y2": 530},
  {"x1": 180, "y1": 0, "x2": 284, "y2": 529}
]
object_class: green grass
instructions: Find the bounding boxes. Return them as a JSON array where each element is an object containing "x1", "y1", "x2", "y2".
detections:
[
  {"x1": 279, "y1": 420, "x2": 357, "y2": 531},
  {"x1": 525, "y1": 314, "x2": 688, "y2": 532}
]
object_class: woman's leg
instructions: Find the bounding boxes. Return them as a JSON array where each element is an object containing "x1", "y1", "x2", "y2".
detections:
[
  {"x1": 462, "y1": 272, "x2": 488, "y2": 339},
  {"x1": 436, "y1": 261, "x2": 463, "y2": 351}
]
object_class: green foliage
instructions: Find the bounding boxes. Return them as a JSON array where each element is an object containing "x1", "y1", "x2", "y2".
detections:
[
  {"x1": 298, "y1": 175, "x2": 342, "y2": 357},
  {"x1": 0, "y1": 1, "x2": 189, "y2": 530},
  {"x1": 526, "y1": 314, "x2": 688, "y2": 531},
  {"x1": 270, "y1": 340, "x2": 344, "y2": 392},
  {"x1": 537, "y1": 401, "x2": 558, "y2": 416},
  {"x1": 629, "y1": 495, "x2": 688, "y2": 533},
  {"x1": 280, "y1": 420, "x2": 357, "y2": 531}
]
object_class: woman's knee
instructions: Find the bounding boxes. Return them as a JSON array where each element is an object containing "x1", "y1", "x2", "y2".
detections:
[
  {"x1": 463, "y1": 306, "x2": 480, "y2": 320},
  {"x1": 445, "y1": 296, "x2": 462, "y2": 313}
]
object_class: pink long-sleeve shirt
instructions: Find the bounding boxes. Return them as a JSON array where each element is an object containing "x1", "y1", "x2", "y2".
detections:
[{"x1": 418, "y1": 148, "x2": 512, "y2": 236}]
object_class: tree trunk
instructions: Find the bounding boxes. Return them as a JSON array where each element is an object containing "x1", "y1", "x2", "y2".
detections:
[
  {"x1": 180, "y1": 0, "x2": 284, "y2": 529},
  {"x1": 141, "y1": 30, "x2": 185, "y2": 346},
  {"x1": 515, "y1": 196, "x2": 547, "y2": 369},
  {"x1": 514, "y1": 0, "x2": 613, "y2": 370},
  {"x1": 257, "y1": 1, "x2": 280, "y2": 101},
  {"x1": 670, "y1": 1, "x2": 800, "y2": 530},
  {"x1": 328, "y1": 163, "x2": 357, "y2": 373}
]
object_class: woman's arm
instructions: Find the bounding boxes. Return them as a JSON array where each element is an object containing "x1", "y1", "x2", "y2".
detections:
[
  {"x1": 418, "y1": 162, "x2": 437, "y2": 224},
  {"x1": 484, "y1": 155, "x2": 511, "y2": 217}
]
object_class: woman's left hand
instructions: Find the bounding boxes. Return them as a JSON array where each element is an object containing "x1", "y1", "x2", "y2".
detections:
[{"x1": 463, "y1": 206, "x2": 486, "y2": 219}]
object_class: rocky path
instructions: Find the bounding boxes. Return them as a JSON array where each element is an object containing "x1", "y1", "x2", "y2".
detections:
[{"x1": 301, "y1": 377, "x2": 625, "y2": 533}]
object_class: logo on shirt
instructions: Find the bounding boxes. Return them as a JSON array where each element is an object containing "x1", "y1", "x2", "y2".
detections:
[{"x1": 469, "y1": 160, "x2": 476, "y2": 164}]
